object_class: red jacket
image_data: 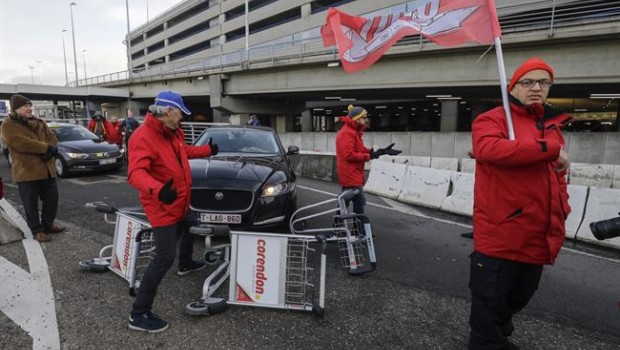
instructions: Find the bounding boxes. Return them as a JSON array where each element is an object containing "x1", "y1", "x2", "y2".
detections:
[
  {"x1": 336, "y1": 117, "x2": 370, "y2": 187},
  {"x1": 127, "y1": 113, "x2": 213, "y2": 227},
  {"x1": 472, "y1": 99, "x2": 572, "y2": 265},
  {"x1": 87, "y1": 118, "x2": 114, "y2": 142},
  {"x1": 107, "y1": 121, "x2": 122, "y2": 145}
]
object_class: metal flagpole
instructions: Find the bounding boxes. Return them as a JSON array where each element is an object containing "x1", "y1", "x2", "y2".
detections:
[{"x1": 494, "y1": 37, "x2": 515, "y2": 141}]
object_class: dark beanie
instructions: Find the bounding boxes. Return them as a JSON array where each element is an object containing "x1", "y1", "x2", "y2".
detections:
[
  {"x1": 347, "y1": 104, "x2": 367, "y2": 121},
  {"x1": 508, "y1": 57, "x2": 554, "y2": 91},
  {"x1": 10, "y1": 94, "x2": 32, "y2": 111}
]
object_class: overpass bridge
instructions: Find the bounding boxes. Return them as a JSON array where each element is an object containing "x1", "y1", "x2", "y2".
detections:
[{"x1": 2, "y1": 1, "x2": 618, "y2": 131}]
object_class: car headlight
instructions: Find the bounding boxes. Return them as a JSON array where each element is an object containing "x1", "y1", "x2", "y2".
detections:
[
  {"x1": 119, "y1": 148, "x2": 125, "y2": 154},
  {"x1": 66, "y1": 152, "x2": 89, "y2": 159},
  {"x1": 261, "y1": 182, "x2": 293, "y2": 197}
]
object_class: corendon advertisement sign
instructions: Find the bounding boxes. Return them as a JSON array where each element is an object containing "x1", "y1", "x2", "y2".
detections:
[
  {"x1": 111, "y1": 216, "x2": 144, "y2": 280},
  {"x1": 234, "y1": 234, "x2": 286, "y2": 306}
]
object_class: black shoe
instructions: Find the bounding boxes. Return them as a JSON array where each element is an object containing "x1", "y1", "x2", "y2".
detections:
[
  {"x1": 460, "y1": 231, "x2": 474, "y2": 239},
  {"x1": 177, "y1": 260, "x2": 207, "y2": 276},
  {"x1": 128, "y1": 311, "x2": 169, "y2": 333}
]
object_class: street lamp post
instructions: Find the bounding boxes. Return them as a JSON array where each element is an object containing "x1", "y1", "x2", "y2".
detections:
[
  {"x1": 61, "y1": 30, "x2": 69, "y2": 86},
  {"x1": 69, "y1": 2, "x2": 79, "y2": 86},
  {"x1": 28, "y1": 66, "x2": 35, "y2": 84},
  {"x1": 36, "y1": 60, "x2": 43, "y2": 84},
  {"x1": 82, "y1": 49, "x2": 87, "y2": 81},
  {"x1": 125, "y1": 0, "x2": 132, "y2": 112}
]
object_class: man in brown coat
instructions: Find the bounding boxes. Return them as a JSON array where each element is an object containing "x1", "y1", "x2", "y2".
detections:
[{"x1": 1, "y1": 94, "x2": 65, "y2": 242}]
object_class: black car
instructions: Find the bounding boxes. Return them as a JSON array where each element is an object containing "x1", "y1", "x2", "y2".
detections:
[
  {"x1": 47, "y1": 122, "x2": 124, "y2": 177},
  {"x1": 188, "y1": 126, "x2": 299, "y2": 230}
]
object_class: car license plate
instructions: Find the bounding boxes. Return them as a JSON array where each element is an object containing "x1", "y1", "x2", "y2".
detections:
[
  {"x1": 200, "y1": 213, "x2": 242, "y2": 224},
  {"x1": 99, "y1": 158, "x2": 116, "y2": 165}
]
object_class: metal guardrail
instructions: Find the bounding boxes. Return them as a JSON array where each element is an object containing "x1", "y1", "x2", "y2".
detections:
[{"x1": 74, "y1": 0, "x2": 620, "y2": 87}]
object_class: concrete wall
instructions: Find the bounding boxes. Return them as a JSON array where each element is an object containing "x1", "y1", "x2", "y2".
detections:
[{"x1": 283, "y1": 132, "x2": 620, "y2": 165}]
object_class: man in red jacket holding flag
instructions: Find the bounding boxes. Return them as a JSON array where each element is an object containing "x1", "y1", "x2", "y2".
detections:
[
  {"x1": 126, "y1": 90, "x2": 218, "y2": 333},
  {"x1": 468, "y1": 58, "x2": 571, "y2": 349}
]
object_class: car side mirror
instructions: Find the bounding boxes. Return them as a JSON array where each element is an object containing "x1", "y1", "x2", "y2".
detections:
[{"x1": 287, "y1": 145, "x2": 299, "y2": 155}]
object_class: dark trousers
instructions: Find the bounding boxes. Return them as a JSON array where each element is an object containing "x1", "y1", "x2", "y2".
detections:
[
  {"x1": 131, "y1": 222, "x2": 195, "y2": 314},
  {"x1": 341, "y1": 186, "x2": 366, "y2": 215},
  {"x1": 17, "y1": 178, "x2": 59, "y2": 235},
  {"x1": 468, "y1": 251, "x2": 543, "y2": 350}
]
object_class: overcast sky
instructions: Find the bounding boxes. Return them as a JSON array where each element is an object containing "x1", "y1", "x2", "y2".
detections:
[{"x1": 0, "y1": 0, "x2": 179, "y2": 86}]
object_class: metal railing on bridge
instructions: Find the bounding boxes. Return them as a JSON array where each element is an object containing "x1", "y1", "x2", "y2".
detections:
[{"x1": 73, "y1": 0, "x2": 620, "y2": 87}]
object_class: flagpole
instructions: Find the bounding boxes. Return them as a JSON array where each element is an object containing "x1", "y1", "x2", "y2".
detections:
[{"x1": 494, "y1": 37, "x2": 515, "y2": 141}]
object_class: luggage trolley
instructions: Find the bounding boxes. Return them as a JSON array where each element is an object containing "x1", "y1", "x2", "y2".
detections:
[
  {"x1": 77, "y1": 202, "x2": 155, "y2": 296},
  {"x1": 290, "y1": 189, "x2": 377, "y2": 275},
  {"x1": 185, "y1": 228, "x2": 328, "y2": 317}
]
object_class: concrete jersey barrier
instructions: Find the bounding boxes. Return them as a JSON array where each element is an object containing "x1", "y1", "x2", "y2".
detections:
[
  {"x1": 365, "y1": 161, "x2": 407, "y2": 199},
  {"x1": 575, "y1": 187, "x2": 620, "y2": 249},
  {"x1": 440, "y1": 172, "x2": 474, "y2": 216},
  {"x1": 565, "y1": 185, "x2": 588, "y2": 238},
  {"x1": 398, "y1": 165, "x2": 451, "y2": 209}
]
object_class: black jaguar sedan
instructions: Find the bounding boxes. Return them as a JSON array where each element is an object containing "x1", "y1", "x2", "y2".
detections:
[
  {"x1": 188, "y1": 126, "x2": 299, "y2": 230},
  {"x1": 47, "y1": 122, "x2": 124, "y2": 177}
]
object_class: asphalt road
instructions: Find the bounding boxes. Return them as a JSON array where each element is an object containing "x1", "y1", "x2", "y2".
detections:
[{"x1": 1, "y1": 162, "x2": 619, "y2": 350}]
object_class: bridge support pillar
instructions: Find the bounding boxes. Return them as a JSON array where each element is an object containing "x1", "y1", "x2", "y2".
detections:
[
  {"x1": 440, "y1": 100, "x2": 458, "y2": 132},
  {"x1": 301, "y1": 110, "x2": 312, "y2": 132}
]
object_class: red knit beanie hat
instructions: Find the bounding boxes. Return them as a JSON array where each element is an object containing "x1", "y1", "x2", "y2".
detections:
[{"x1": 508, "y1": 57, "x2": 554, "y2": 91}]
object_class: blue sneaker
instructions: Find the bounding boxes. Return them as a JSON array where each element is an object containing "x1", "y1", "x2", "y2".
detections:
[
  {"x1": 128, "y1": 311, "x2": 169, "y2": 333},
  {"x1": 177, "y1": 260, "x2": 207, "y2": 276}
]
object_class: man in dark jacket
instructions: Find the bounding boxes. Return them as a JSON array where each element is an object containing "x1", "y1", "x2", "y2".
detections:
[
  {"x1": 1, "y1": 94, "x2": 65, "y2": 242},
  {"x1": 468, "y1": 58, "x2": 571, "y2": 349},
  {"x1": 335, "y1": 105, "x2": 401, "y2": 214},
  {"x1": 87, "y1": 111, "x2": 113, "y2": 142},
  {"x1": 126, "y1": 90, "x2": 218, "y2": 333},
  {"x1": 118, "y1": 110, "x2": 140, "y2": 160}
]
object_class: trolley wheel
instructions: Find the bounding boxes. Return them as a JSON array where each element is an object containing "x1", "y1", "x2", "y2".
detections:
[
  {"x1": 203, "y1": 250, "x2": 221, "y2": 265},
  {"x1": 77, "y1": 258, "x2": 109, "y2": 273},
  {"x1": 312, "y1": 305, "x2": 324, "y2": 318},
  {"x1": 185, "y1": 299, "x2": 228, "y2": 316}
]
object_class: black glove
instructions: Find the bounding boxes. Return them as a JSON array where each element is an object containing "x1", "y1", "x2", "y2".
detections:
[
  {"x1": 208, "y1": 138, "x2": 219, "y2": 156},
  {"x1": 369, "y1": 148, "x2": 385, "y2": 160},
  {"x1": 382, "y1": 143, "x2": 402, "y2": 156},
  {"x1": 47, "y1": 145, "x2": 59, "y2": 156},
  {"x1": 158, "y1": 179, "x2": 177, "y2": 204}
]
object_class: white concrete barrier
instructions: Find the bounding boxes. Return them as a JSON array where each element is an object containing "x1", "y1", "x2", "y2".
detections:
[
  {"x1": 575, "y1": 187, "x2": 620, "y2": 249},
  {"x1": 613, "y1": 165, "x2": 620, "y2": 189},
  {"x1": 440, "y1": 172, "x2": 474, "y2": 216},
  {"x1": 459, "y1": 158, "x2": 476, "y2": 174},
  {"x1": 430, "y1": 157, "x2": 459, "y2": 171},
  {"x1": 565, "y1": 185, "x2": 588, "y2": 238},
  {"x1": 378, "y1": 155, "x2": 431, "y2": 166},
  {"x1": 568, "y1": 163, "x2": 614, "y2": 188},
  {"x1": 365, "y1": 161, "x2": 407, "y2": 199},
  {"x1": 398, "y1": 165, "x2": 452, "y2": 209}
]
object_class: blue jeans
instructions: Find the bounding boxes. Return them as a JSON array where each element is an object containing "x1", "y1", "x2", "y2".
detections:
[{"x1": 341, "y1": 186, "x2": 366, "y2": 215}]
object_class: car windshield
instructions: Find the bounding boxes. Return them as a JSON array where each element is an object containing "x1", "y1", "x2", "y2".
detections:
[
  {"x1": 196, "y1": 129, "x2": 280, "y2": 154},
  {"x1": 49, "y1": 125, "x2": 99, "y2": 142}
]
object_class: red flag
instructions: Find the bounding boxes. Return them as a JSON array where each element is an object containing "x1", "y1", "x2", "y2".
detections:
[{"x1": 321, "y1": 0, "x2": 501, "y2": 73}]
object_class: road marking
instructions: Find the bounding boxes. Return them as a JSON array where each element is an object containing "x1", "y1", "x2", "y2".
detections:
[
  {"x1": 62, "y1": 174, "x2": 127, "y2": 185},
  {"x1": 0, "y1": 199, "x2": 60, "y2": 350}
]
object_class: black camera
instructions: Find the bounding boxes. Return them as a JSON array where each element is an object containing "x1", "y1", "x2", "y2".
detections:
[{"x1": 589, "y1": 212, "x2": 620, "y2": 241}]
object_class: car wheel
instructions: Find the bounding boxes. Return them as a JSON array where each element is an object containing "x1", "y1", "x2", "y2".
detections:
[{"x1": 55, "y1": 157, "x2": 68, "y2": 178}]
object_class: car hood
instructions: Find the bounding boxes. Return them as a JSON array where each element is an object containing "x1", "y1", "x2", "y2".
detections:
[
  {"x1": 190, "y1": 155, "x2": 284, "y2": 190},
  {"x1": 58, "y1": 140, "x2": 119, "y2": 153}
]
